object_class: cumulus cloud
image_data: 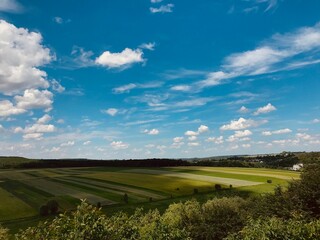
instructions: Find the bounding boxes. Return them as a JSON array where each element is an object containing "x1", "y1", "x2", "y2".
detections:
[
  {"x1": 0, "y1": 100, "x2": 26, "y2": 117},
  {"x1": 220, "y1": 117, "x2": 267, "y2": 130},
  {"x1": 234, "y1": 130, "x2": 252, "y2": 138},
  {"x1": 262, "y1": 128, "x2": 292, "y2": 136},
  {"x1": 37, "y1": 114, "x2": 52, "y2": 124},
  {"x1": 185, "y1": 125, "x2": 209, "y2": 137},
  {"x1": 238, "y1": 106, "x2": 250, "y2": 113},
  {"x1": 144, "y1": 129, "x2": 160, "y2": 135},
  {"x1": 83, "y1": 141, "x2": 91, "y2": 145},
  {"x1": 188, "y1": 142, "x2": 200, "y2": 147},
  {"x1": 60, "y1": 141, "x2": 75, "y2": 147},
  {"x1": 13, "y1": 114, "x2": 56, "y2": 140},
  {"x1": 312, "y1": 118, "x2": 320, "y2": 123},
  {"x1": 0, "y1": 20, "x2": 53, "y2": 95},
  {"x1": 110, "y1": 141, "x2": 129, "y2": 150},
  {"x1": 151, "y1": 0, "x2": 163, "y2": 3},
  {"x1": 253, "y1": 103, "x2": 276, "y2": 115},
  {"x1": 188, "y1": 136, "x2": 197, "y2": 141},
  {"x1": 15, "y1": 89, "x2": 53, "y2": 112},
  {"x1": 207, "y1": 136, "x2": 224, "y2": 144},
  {"x1": 173, "y1": 137, "x2": 184, "y2": 143},
  {"x1": 150, "y1": 4, "x2": 174, "y2": 13},
  {"x1": 198, "y1": 125, "x2": 209, "y2": 133},
  {"x1": 95, "y1": 48, "x2": 144, "y2": 69}
]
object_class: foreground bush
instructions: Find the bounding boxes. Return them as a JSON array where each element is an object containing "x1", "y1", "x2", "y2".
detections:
[
  {"x1": 162, "y1": 197, "x2": 247, "y2": 240},
  {"x1": 16, "y1": 201, "x2": 190, "y2": 240},
  {"x1": 0, "y1": 225, "x2": 9, "y2": 240},
  {"x1": 226, "y1": 217, "x2": 320, "y2": 240}
]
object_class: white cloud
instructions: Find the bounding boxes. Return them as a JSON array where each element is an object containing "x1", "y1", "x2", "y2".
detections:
[
  {"x1": 198, "y1": 125, "x2": 209, "y2": 133},
  {"x1": 296, "y1": 133, "x2": 312, "y2": 141},
  {"x1": 51, "y1": 80, "x2": 65, "y2": 93},
  {"x1": 23, "y1": 133, "x2": 43, "y2": 140},
  {"x1": 190, "y1": 22, "x2": 320, "y2": 91},
  {"x1": 0, "y1": 100, "x2": 26, "y2": 117},
  {"x1": 312, "y1": 118, "x2": 320, "y2": 123},
  {"x1": 53, "y1": 17, "x2": 63, "y2": 24},
  {"x1": 113, "y1": 83, "x2": 137, "y2": 94},
  {"x1": 83, "y1": 141, "x2": 91, "y2": 145},
  {"x1": 170, "y1": 85, "x2": 192, "y2": 92},
  {"x1": 253, "y1": 103, "x2": 276, "y2": 115},
  {"x1": 220, "y1": 117, "x2": 266, "y2": 130},
  {"x1": 273, "y1": 128, "x2": 292, "y2": 134},
  {"x1": 0, "y1": 20, "x2": 53, "y2": 95},
  {"x1": 102, "y1": 108, "x2": 118, "y2": 117},
  {"x1": 95, "y1": 48, "x2": 144, "y2": 69},
  {"x1": 144, "y1": 129, "x2": 160, "y2": 135},
  {"x1": 188, "y1": 136, "x2": 197, "y2": 141},
  {"x1": 0, "y1": 0, "x2": 23, "y2": 13},
  {"x1": 151, "y1": 0, "x2": 163, "y2": 3},
  {"x1": 262, "y1": 131, "x2": 272, "y2": 136},
  {"x1": 37, "y1": 114, "x2": 52, "y2": 124},
  {"x1": 185, "y1": 130, "x2": 198, "y2": 136},
  {"x1": 60, "y1": 141, "x2": 75, "y2": 147},
  {"x1": 262, "y1": 128, "x2": 292, "y2": 136},
  {"x1": 234, "y1": 130, "x2": 252, "y2": 138},
  {"x1": 207, "y1": 136, "x2": 224, "y2": 144},
  {"x1": 110, "y1": 141, "x2": 129, "y2": 150},
  {"x1": 139, "y1": 42, "x2": 155, "y2": 51},
  {"x1": 150, "y1": 4, "x2": 174, "y2": 13},
  {"x1": 188, "y1": 142, "x2": 200, "y2": 147},
  {"x1": 185, "y1": 125, "x2": 209, "y2": 137},
  {"x1": 238, "y1": 106, "x2": 250, "y2": 113},
  {"x1": 15, "y1": 89, "x2": 53, "y2": 112},
  {"x1": 242, "y1": 144, "x2": 251, "y2": 148},
  {"x1": 173, "y1": 137, "x2": 184, "y2": 143}
]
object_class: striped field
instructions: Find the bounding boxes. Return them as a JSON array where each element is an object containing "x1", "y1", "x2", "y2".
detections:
[{"x1": 0, "y1": 166, "x2": 300, "y2": 222}]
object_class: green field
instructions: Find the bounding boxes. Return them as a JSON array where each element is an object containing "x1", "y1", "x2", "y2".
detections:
[{"x1": 0, "y1": 166, "x2": 300, "y2": 233}]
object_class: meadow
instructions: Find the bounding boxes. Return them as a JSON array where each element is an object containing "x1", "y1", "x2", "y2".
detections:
[{"x1": 0, "y1": 166, "x2": 300, "y2": 233}]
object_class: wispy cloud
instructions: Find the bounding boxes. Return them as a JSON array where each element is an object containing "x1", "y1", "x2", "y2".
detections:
[
  {"x1": 171, "y1": 22, "x2": 320, "y2": 92},
  {"x1": 0, "y1": 0, "x2": 23, "y2": 13},
  {"x1": 150, "y1": 4, "x2": 174, "y2": 13},
  {"x1": 113, "y1": 82, "x2": 163, "y2": 94}
]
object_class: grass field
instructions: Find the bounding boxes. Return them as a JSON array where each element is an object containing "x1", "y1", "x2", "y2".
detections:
[{"x1": 0, "y1": 166, "x2": 300, "y2": 234}]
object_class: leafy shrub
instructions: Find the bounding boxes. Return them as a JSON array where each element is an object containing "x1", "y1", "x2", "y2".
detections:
[
  {"x1": 39, "y1": 204, "x2": 49, "y2": 216},
  {"x1": 226, "y1": 217, "x2": 320, "y2": 240}
]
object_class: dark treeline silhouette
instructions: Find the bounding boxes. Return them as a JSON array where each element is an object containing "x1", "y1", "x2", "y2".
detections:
[
  {"x1": 18, "y1": 158, "x2": 190, "y2": 169},
  {"x1": 1, "y1": 151, "x2": 318, "y2": 169}
]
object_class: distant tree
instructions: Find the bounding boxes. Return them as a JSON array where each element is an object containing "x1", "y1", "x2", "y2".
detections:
[
  {"x1": 193, "y1": 188, "x2": 199, "y2": 194},
  {"x1": 267, "y1": 179, "x2": 272, "y2": 183},
  {"x1": 97, "y1": 202, "x2": 101, "y2": 208},
  {"x1": 39, "y1": 204, "x2": 49, "y2": 216},
  {"x1": 123, "y1": 193, "x2": 128, "y2": 204},
  {"x1": 47, "y1": 199, "x2": 59, "y2": 214},
  {"x1": 215, "y1": 184, "x2": 222, "y2": 190}
]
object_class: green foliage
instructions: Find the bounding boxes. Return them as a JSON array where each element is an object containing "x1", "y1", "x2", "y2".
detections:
[
  {"x1": 16, "y1": 200, "x2": 190, "y2": 240},
  {"x1": 226, "y1": 217, "x2": 320, "y2": 240},
  {"x1": 162, "y1": 197, "x2": 247, "y2": 240},
  {"x1": 287, "y1": 163, "x2": 320, "y2": 217},
  {"x1": 0, "y1": 225, "x2": 9, "y2": 240}
]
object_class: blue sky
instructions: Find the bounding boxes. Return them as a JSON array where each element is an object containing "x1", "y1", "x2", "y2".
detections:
[{"x1": 0, "y1": 0, "x2": 319, "y2": 159}]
